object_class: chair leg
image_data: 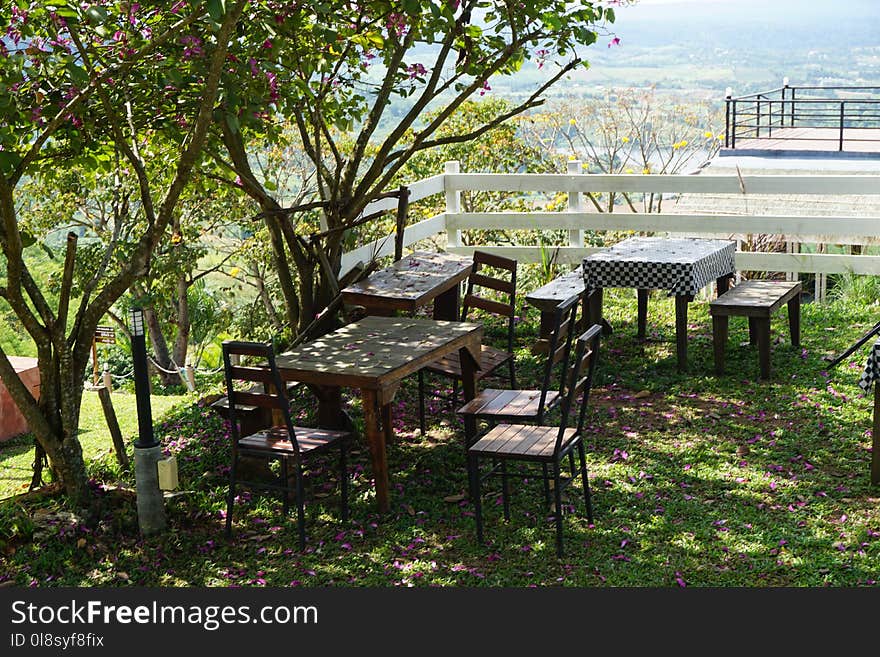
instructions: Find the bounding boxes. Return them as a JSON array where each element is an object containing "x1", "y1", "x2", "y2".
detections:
[
  {"x1": 568, "y1": 451, "x2": 577, "y2": 479},
  {"x1": 280, "y1": 456, "x2": 290, "y2": 515},
  {"x1": 542, "y1": 463, "x2": 551, "y2": 506},
  {"x1": 467, "y1": 453, "x2": 484, "y2": 544},
  {"x1": 553, "y1": 461, "x2": 564, "y2": 558},
  {"x1": 577, "y1": 442, "x2": 594, "y2": 524},
  {"x1": 225, "y1": 451, "x2": 238, "y2": 538},
  {"x1": 295, "y1": 462, "x2": 305, "y2": 550},
  {"x1": 508, "y1": 358, "x2": 516, "y2": 390},
  {"x1": 501, "y1": 461, "x2": 510, "y2": 521},
  {"x1": 339, "y1": 442, "x2": 349, "y2": 522},
  {"x1": 418, "y1": 369, "x2": 427, "y2": 436}
]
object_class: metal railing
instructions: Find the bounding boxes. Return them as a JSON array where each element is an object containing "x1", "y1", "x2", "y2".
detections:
[{"x1": 724, "y1": 84, "x2": 880, "y2": 151}]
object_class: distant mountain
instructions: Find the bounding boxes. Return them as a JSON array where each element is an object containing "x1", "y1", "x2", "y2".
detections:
[{"x1": 480, "y1": 0, "x2": 880, "y2": 102}]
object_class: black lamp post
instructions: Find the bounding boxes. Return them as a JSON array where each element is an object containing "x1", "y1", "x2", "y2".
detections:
[
  {"x1": 129, "y1": 307, "x2": 165, "y2": 535},
  {"x1": 129, "y1": 308, "x2": 157, "y2": 448}
]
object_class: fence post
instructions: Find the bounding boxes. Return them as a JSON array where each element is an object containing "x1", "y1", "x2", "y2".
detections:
[
  {"x1": 839, "y1": 102, "x2": 845, "y2": 151},
  {"x1": 567, "y1": 160, "x2": 584, "y2": 250},
  {"x1": 444, "y1": 160, "x2": 461, "y2": 248},
  {"x1": 724, "y1": 88, "x2": 732, "y2": 148}
]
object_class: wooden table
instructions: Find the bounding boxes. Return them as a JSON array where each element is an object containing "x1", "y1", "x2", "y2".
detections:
[
  {"x1": 340, "y1": 251, "x2": 472, "y2": 320},
  {"x1": 275, "y1": 316, "x2": 483, "y2": 512},
  {"x1": 583, "y1": 237, "x2": 736, "y2": 371}
]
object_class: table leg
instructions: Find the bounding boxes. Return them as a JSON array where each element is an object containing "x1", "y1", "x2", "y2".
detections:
[
  {"x1": 755, "y1": 317, "x2": 771, "y2": 379},
  {"x1": 381, "y1": 402, "x2": 394, "y2": 446},
  {"x1": 873, "y1": 385, "x2": 880, "y2": 486},
  {"x1": 433, "y1": 283, "x2": 461, "y2": 321},
  {"x1": 674, "y1": 295, "x2": 690, "y2": 372},
  {"x1": 637, "y1": 289, "x2": 649, "y2": 341},
  {"x1": 788, "y1": 294, "x2": 801, "y2": 346},
  {"x1": 716, "y1": 274, "x2": 732, "y2": 297},
  {"x1": 361, "y1": 389, "x2": 389, "y2": 513},
  {"x1": 308, "y1": 384, "x2": 346, "y2": 429},
  {"x1": 459, "y1": 344, "x2": 479, "y2": 447}
]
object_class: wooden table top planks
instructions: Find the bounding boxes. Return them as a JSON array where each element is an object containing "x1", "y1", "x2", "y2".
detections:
[
  {"x1": 275, "y1": 316, "x2": 483, "y2": 390},
  {"x1": 340, "y1": 251, "x2": 472, "y2": 313},
  {"x1": 525, "y1": 266, "x2": 586, "y2": 312}
]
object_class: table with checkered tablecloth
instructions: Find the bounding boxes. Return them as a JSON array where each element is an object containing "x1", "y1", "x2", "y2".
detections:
[
  {"x1": 582, "y1": 236, "x2": 736, "y2": 372},
  {"x1": 857, "y1": 338, "x2": 880, "y2": 485}
]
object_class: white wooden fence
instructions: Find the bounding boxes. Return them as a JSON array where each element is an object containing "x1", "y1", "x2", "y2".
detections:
[{"x1": 341, "y1": 161, "x2": 880, "y2": 299}]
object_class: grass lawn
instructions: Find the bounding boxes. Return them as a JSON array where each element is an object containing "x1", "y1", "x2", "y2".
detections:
[
  {"x1": 2, "y1": 289, "x2": 879, "y2": 587},
  {"x1": 0, "y1": 391, "x2": 191, "y2": 499}
]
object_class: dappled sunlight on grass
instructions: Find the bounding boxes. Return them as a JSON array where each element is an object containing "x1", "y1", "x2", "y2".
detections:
[{"x1": 2, "y1": 289, "x2": 880, "y2": 586}]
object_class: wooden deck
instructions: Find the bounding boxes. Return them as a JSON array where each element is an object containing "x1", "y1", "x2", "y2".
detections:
[{"x1": 726, "y1": 127, "x2": 880, "y2": 156}]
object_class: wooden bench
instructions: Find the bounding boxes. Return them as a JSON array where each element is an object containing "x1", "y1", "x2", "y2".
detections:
[
  {"x1": 525, "y1": 266, "x2": 610, "y2": 354},
  {"x1": 709, "y1": 280, "x2": 802, "y2": 379}
]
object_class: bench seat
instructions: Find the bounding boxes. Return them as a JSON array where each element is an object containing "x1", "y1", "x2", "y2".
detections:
[{"x1": 709, "y1": 280, "x2": 801, "y2": 379}]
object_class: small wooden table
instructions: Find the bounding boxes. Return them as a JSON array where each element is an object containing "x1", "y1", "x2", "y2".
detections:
[
  {"x1": 340, "y1": 251, "x2": 473, "y2": 320},
  {"x1": 583, "y1": 236, "x2": 736, "y2": 371},
  {"x1": 275, "y1": 316, "x2": 483, "y2": 512}
]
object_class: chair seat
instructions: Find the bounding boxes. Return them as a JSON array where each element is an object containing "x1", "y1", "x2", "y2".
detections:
[
  {"x1": 469, "y1": 423, "x2": 578, "y2": 461},
  {"x1": 458, "y1": 388, "x2": 560, "y2": 420},
  {"x1": 238, "y1": 425, "x2": 348, "y2": 454},
  {"x1": 424, "y1": 344, "x2": 513, "y2": 379}
]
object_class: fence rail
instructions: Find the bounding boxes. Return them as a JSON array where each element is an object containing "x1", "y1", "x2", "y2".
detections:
[
  {"x1": 724, "y1": 84, "x2": 880, "y2": 151},
  {"x1": 340, "y1": 164, "x2": 880, "y2": 301}
]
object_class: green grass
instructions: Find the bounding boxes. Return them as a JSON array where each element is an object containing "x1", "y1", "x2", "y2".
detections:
[
  {"x1": 2, "y1": 290, "x2": 880, "y2": 587},
  {"x1": 0, "y1": 391, "x2": 191, "y2": 499}
]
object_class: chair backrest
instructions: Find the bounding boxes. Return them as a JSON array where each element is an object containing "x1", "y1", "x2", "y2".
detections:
[
  {"x1": 536, "y1": 293, "x2": 581, "y2": 421},
  {"x1": 461, "y1": 251, "x2": 518, "y2": 354},
  {"x1": 221, "y1": 340, "x2": 299, "y2": 452},
  {"x1": 556, "y1": 324, "x2": 602, "y2": 450}
]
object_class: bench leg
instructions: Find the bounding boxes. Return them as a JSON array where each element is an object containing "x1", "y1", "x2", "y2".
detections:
[
  {"x1": 788, "y1": 294, "x2": 801, "y2": 347},
  {"x1": 755, "y1": 317, "x2": 771, "y2": 379},
  {"x1": 712, "y1": 314, "x2": 728, "y2": 375},
  {"x1": 637, "y1": 289, "x2": 649, "y2": 340}
]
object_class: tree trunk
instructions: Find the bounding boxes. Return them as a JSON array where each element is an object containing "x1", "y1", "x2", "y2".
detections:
[
  {"x1": 251, "y1": 261, "x2": 284, "y2": 334},
  {"x1": 144, "y1": 306, "x2": 179, "y2": 387},
  {"x1": 172, "y1": 274, "x2": 190, "y2": 372}
]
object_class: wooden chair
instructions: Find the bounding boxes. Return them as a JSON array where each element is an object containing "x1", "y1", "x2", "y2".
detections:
[
  {"x1": 417, "y1": 251, "x2": 518, "y2": 435},
  {"x1": 221, "y1": 340, "x2": 351, "y2": 550},
  {"x1": 457, "y1": 293, "x2": 580, "y2": 448},
  {"x1": 467, "y1": 323, "x2": 602, "y2": 557}
]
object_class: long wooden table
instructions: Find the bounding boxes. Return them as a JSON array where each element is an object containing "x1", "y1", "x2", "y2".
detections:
[
  {"x1": 275, "y1": 316, "x2": 483, "y2": 512},
  {"x1": 340, "y1": 251, "x2": 472, "y2": 320}
]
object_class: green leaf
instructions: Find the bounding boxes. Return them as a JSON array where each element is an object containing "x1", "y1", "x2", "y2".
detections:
[
  {"x1": 85, "y1": 5, "x2": 107, "y2": 25},
  {"x1": 0, "y1": 151, "x2": 22, "y2": 176},
  {"x1": 225, "y1": 112, "x2": 240, "y2": 135},
  {"x1": 19, "y1": 229, "x2": 36, "y2": 249},
  {"x1": 206, "y1": 0, "x2": 225, "y2": 22}
]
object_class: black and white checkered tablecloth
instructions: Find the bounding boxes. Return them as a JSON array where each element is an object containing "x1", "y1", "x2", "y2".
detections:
[
  {"x1": 582, "y1": 237, "x2": 737, "y2": 296},
  {"x1": 858, "y1": 339, "x2": 880, "y2": 392}
]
